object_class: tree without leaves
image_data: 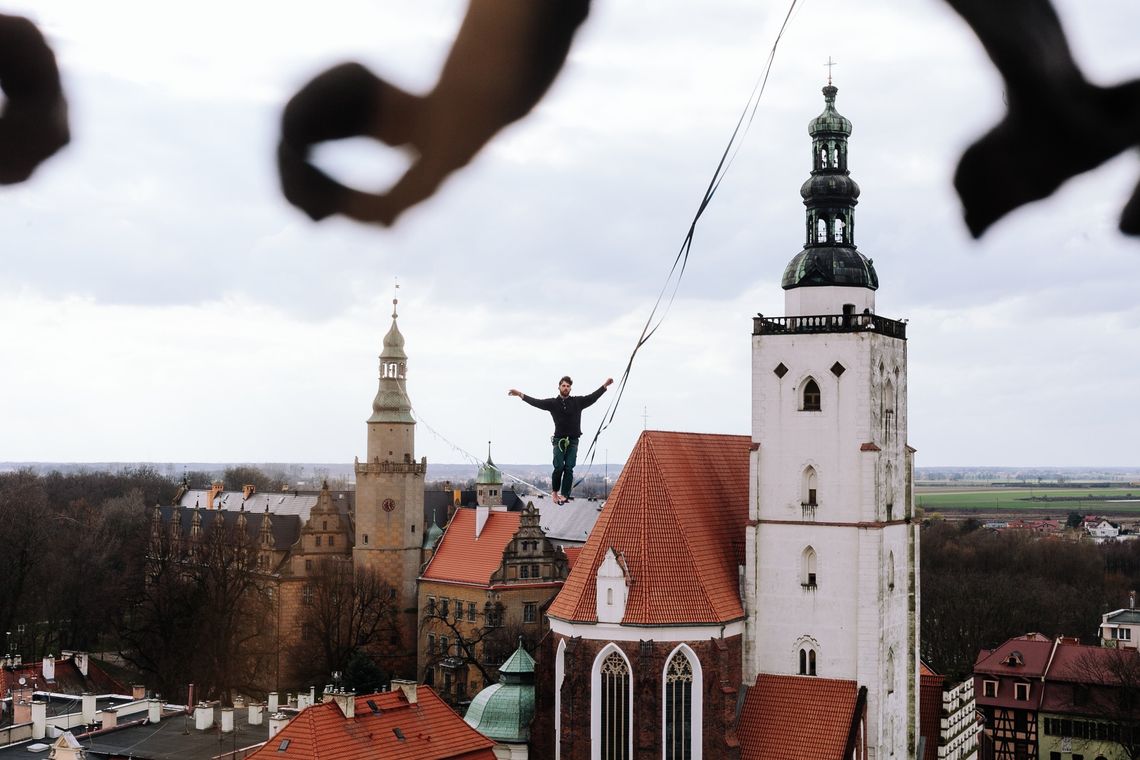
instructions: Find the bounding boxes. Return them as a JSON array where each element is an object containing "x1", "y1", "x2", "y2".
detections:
[
  {"x1": 286, "y1": 559, "x2": 399, "y2": 690},
  {"x1": 420, "y1": 600, "x2": 532, "y2": 703}
]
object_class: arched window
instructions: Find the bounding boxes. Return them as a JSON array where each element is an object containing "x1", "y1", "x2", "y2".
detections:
[
  {"x1": 886, "y1": 649, "x2": 895, "y2": 695},
  {"x1": 664, "y1": 650, "x2": 694, "y2": 760},
  {"x1": 816, "y1": 218, "x2": 827, "y2": 242},
  {"x1": 802, "y1": 466, "x2": 818, "y2": 507},
  {"x1": 593, "y1": 647, "x2": 631, "y2": 760},
  {"x1": 885, "y1": 460, "x2": 895, "y2": 520},
  {"x1": 801, "y1": 546, "x2": 817, "y2": 589},
  {"x1": 798, "y1": 647, "x2": 817, "y2": 676},
  {"x1": 887, "y1": 551, "x2": 895, "y2": 591},
  {"x1": 834, "y1": 217, "x2": 845, "y2": 243},
  {"x1": 555, "y1": 639, "x2": 566, "y2": 760},
  {"x1": 802, "y1": 378, "x2": 821, "y2": 412}
]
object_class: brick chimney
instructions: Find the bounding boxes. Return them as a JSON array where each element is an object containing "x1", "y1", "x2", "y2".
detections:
[
  {"x1": 207, "y1": 481, "x2": 224, "y2": 509},
  {"x1": 132, "y1": 684, "x2": 146, "y2": 700},
  {"x1": 324, "y1": 688, "x2": 355, "y2": 719},
  {"x1": 242, "y1": 484, "x2": 256, "y2": 500},
  {"x1": 12, "y1": 686, "x2": 33, "y2": 725}
]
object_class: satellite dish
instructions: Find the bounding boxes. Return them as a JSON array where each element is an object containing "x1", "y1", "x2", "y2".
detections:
[{"x1": 18, "y1": 677, "x2": 27, "y2": 685}]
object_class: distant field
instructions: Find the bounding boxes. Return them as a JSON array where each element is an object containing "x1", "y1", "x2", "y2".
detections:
[{"x1": 915, "y1": 487, "x2": 1140, "y2": 513}]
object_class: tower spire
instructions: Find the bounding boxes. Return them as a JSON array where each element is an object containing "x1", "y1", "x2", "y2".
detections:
[
  {"x1": 781, "y1": 83, "x2": 878, "y2": 294},
  {"x1": 369, "y1": 298, "x2": 413, "y2": 424}
]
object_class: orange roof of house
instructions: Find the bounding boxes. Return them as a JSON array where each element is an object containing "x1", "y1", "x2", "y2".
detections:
[
  {"x1": 548, "y1": 430, "x2": 750, "y2": 625},
  {"x1": 421, "y1": 509, "x2": 521, "y2": 585},
  {"x1": 563, "y1": 546, "x2": 583, "y2": 569},
  {"x1": 737, "y1": 674, "x2": 862, "y2": 760},
  {"x1": 246, "y1": 687, "x2": 495, "y2": 760}
]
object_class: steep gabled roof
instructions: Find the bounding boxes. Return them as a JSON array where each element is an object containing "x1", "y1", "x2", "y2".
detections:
[
  {"x1": 974, "y1": 633, "x2": 1054, "y2": 676},
  {"x1": 548, "y1": 430, "x2": 750, "y2": 625},
  {"x1": 737, "y1": 674, "x2": 863, "y2": 760},
  {"x1": 246, "y1": 687, "x2": 495, "y2": 760},
  {"x1": 421, "y1": 509, "x2": 521, "y2": 586}
]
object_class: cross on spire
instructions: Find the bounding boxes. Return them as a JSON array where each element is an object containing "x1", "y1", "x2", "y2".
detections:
[
  {"x1": 825, "y1": 56, "x2": 837, "y2": 86},
  {"x1": 392, "y1": 277, "x2": 400, "y2": 318}
]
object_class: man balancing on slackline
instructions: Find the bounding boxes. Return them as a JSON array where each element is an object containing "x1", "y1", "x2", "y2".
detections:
[{"x1": 508, "y1": 375, "x2": 612, "y2": 504}]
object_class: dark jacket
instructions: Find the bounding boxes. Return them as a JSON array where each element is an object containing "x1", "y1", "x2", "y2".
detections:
[{"x1": 522, "y1": 385, "x2": 607, "y2": 438}]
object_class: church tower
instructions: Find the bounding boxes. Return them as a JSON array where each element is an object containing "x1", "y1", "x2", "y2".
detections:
[
  {"x1": 743, "y1": 84, "x2": 921, "y2": 758},
  {"x1": 353, "y1": 298, "x2": 426, "y2": 676}
]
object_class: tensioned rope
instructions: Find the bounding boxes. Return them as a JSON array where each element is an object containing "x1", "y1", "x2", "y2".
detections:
[
  {"x1": 385, "y1": 0, "x2": 802, "y2": 495},
  {"x1": 573, "y1": 0, "x2": 803, "y2": 483}
]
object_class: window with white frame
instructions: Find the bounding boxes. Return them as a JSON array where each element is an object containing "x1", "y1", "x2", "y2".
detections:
[
  {"x1": 1015, "y1": 683, "x2": 1030, "y2": 701},
  {"x1": 600, "y1": 651, "x2": 630, "y2": 760},
  {"x1": 664, "y1": 651, "x2": 693, "y2": 760}
]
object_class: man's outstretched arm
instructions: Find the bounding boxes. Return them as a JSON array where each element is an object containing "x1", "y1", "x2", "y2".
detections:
[
  {"x1": 579, "y1": 377, "x2": 614, "y2": 408},
  {"x1": 509, "y1": 388, "x2": 556, "y2": 411}
]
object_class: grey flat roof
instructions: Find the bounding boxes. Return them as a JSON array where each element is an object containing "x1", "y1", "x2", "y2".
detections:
[{"x1": 0, "y1": 705, "x2": 282, "y2": 760}]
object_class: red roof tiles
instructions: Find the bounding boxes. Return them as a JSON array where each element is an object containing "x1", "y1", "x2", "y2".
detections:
[
  {"x1": 548, "y1": 430, "x2": 750, "y2": 625},
  {"x1": 737, "y1": 673, "x2": 863, "y2": 760},
  {"x1": 245, "y1": 687, "x2": 495, "y2": 760},
  {"x1": 421, "y1": 509, "x2": 521, "y2": 585}
]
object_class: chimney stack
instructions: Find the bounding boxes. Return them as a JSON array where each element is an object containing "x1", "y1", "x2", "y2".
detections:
[
  {"x1": 81, "y1": 693, "x2": 96, "y2": 725},
  {"x1": 132, "y1": 684, "x2": 146, "y2": 700},
  {"x1": 242, "y1": 484, "x2": 256, "y2": 500},
  {"x1": 268, "y1": 713, "x2": 290, "y2": 739},
  {"x1": 391, "y1": 679, "x2": 418, "y2": 705},
  {"x1": 13, "y1": 687, "x2": 33, "y2": 725},
  {"x1": 221, "y1": 707, "x2": 234, "y2": 733},
  {"x1": 31, "y1": 700, "x2": 46, "y2": 740},
  {"x1": 268, "y1": 692, "x2": 279, "y2": 713},
  {"x1": 148, "y1": 699, "x2": 162, "y2": 724},
  {"x1": 475, "y1": 505, "x2": 489, "y2": 538},
  {"x1": 100, "y1": 708, "x2": 118, "y2": 731},
  {"x1": 248, "y1": 702, "x2": 265, "y2": 725},
  {"x1": 42, "y1": 654, "x2": 55, "y2": 681},
  {"x1": 326, "y1": 688, "x2": 355, "y2": 719},
  {"x1": 195, "y1": 703, "x2": 213, "y2": 730}
]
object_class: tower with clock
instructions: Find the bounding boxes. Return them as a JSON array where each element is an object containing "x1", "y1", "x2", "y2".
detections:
[{"x1": 353, "y1": 298, "x2": 427, "y2": 676}]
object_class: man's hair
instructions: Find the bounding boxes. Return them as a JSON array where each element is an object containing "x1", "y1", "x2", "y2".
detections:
[{"x1": 559, "y1": 375, "x2": 573, "y2": 386}]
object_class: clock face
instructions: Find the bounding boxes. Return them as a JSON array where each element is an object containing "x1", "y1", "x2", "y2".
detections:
[{"x1": 382, "y1": 498, "x2": 396, "y2": 513}]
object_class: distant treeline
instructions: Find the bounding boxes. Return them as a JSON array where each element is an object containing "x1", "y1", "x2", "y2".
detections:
[{"x1": 922, "y1": 518, "x2": 1140, "y2": 681}]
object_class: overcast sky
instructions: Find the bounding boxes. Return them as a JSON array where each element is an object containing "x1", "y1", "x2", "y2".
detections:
[{"x1": 2, "y1": 0, "x2": 1138, "y2": 471}]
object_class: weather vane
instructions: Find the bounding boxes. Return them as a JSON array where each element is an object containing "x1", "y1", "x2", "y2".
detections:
[{"x1": 825, "y1": 56, "x2": 837, "y2": 86}]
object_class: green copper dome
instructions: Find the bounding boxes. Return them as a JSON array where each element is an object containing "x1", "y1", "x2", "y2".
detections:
[
  {"x1": 809, "y1": 84, "x2": 852, "y2": 136},
  {"x1": 783, "y1": 84, "x2": 878, "y2": 291},
  {"x1": 464, "y1": 642, "x2": 535, "y2": 743},
  {"x1": 422, "y1": 518, "x2": 443, "y2": 550},
  {"x1": 476, "y1": 446, "x2": 502, "y2": 485}
]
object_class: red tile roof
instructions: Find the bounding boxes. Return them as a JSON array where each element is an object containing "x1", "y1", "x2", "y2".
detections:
[
  {"x1": 919, "y1": 663, "x2": 943, "y2": 760},
  {"x1": 737, "y1": 674, "x2": 862, "y2": 760},
  {"x1": 421, "y1": 509, "x2": 521, "y2": 585},
  {"x1": 548, "y1": 430, "x2": 750, "y2": 625},
  {"x1": 246, "y1": 687, "x2": 495, "y2": 760},
  {"x1": 563, "y1": 546, "x2": 583, "y2": 569}
]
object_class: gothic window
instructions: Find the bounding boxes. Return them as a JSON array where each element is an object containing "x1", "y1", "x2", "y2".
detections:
[
  {"x1": 664, "y1": 651, "x2": 694, "y2": 760},
  {"x1": 599, "y1": 650, "x2": 631, "y2": 760},
  {"x1": 887, "y1": 551, "x2": 896, "y2": 591},
  {"x1": 802, "y1": 466, "x2": 819, "y2": 507},
  {"x1": 555, "y1": 640, "x2": 567, "y2": 760},
  {"x1": 886, "y1": 649, "x2": 895, "y2": 694},
  {"x1": 798, "y1": 647, "x2": 817, "y2": 676},
  {"x1": 885, "y1": 460, "x2": 895, "y2": 520},
  {"x1": 801, "y1": 546, "x2": 817, "y2": 589},
  {"x1": 801, "y1": 378, "x2": 821, "y2": 411}
]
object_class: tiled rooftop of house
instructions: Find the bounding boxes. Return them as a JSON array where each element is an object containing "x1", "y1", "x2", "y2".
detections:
[
  {"x1": 421, "y1": 509, "x2": 521, "y2": 586},
  {"x1": 548, "y1": 430, "x2": 750, "y2": 625},
  {"x1": 245, "y1": 687, "x2": 495, "y2": 760},
  {"x1": 737, "y1": 673, "x2": 862, "y2": 760}
]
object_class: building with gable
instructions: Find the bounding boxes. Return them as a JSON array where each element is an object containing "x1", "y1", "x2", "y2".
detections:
[
  {"x1": 1100, "y1": 593, "x2": 1140, "y2": 649},
  {"x1": 418, "y1": 458, "x2": 572, "y2": 706},
  {"x1": 534, "y1": 82, "x2": 921, "y2": 760}
]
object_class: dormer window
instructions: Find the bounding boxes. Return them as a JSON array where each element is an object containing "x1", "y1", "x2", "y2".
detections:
[
  {"x1": 1004, "y1": 651, "x2": 1024, "y2": 667},
  {"x1": 1015, "y1": 683, "x2": 1030, "y2": 701}
]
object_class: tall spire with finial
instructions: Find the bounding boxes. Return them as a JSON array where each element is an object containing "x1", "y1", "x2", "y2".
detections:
[
  {"x1": 369, "y1": 292, "x2": 414, "y2": 424},
  {"x1": 781, "y1": 77, "x2": 878, "y2": 295}
]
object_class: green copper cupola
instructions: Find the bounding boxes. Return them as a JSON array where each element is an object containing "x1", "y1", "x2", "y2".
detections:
[
  {"x1": 368, "y1": 298, "x2": 414, "y2": 424},
  {"x1": 782, "y1": 84, "x2": 878, "y2": 292}
]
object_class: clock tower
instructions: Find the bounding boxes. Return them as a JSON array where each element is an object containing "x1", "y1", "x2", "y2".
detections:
[{"x1": 354, "y1": 298, "x2": 426, "y2": 676}]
